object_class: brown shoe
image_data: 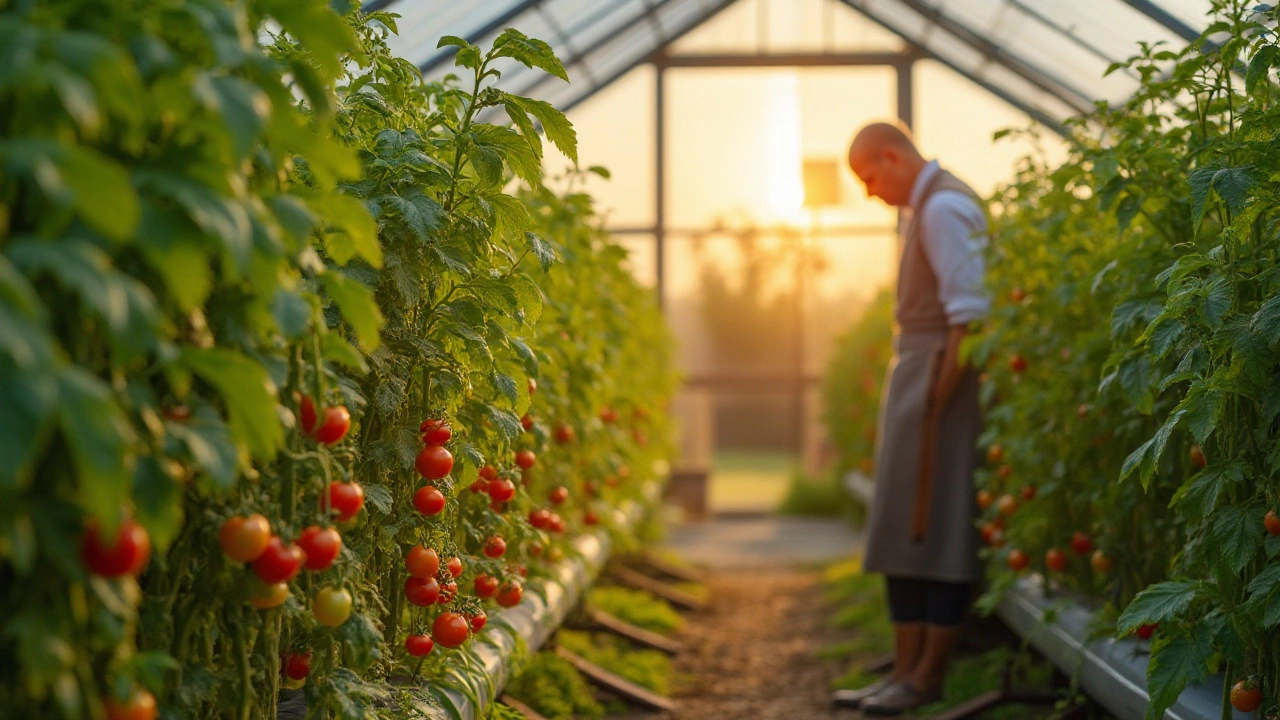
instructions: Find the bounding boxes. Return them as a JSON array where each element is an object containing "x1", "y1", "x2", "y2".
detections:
[
  {"x1": 860, "y1": 683, "x2": 942, "y2": 716},
  {"x1": 832, "y1": 676, "x2": 894, "y2": 709}
]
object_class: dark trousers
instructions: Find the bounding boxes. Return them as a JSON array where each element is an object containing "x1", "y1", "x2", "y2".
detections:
[{"x1": 885, "y1": 576, "x2": 971, "y2": 626}]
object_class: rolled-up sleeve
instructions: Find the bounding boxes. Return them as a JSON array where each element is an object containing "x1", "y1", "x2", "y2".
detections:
[{"x1": 919, "y1": 191, "x2": 990, "y2": 325}]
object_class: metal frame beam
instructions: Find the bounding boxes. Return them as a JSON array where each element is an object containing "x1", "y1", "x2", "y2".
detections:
[
  {"x1": 360, "y1": 0, "x2": 400, "y2": 13},
  {"x1": 416, "y1": 0, "x2": 544, "y2": 76},
  {"x1": 657, "y1": 51, "x2": 917, "y2": 67},
  {"x1": 1116, "y1": 0, "x2": 1201, "y2": 42},
  {"x1": 1004, "y1": 0, "x2": 1131, "y2": 73}
]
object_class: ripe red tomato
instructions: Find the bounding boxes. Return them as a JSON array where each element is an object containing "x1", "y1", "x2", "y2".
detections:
[
  {"x1": 314, "y1": 406, "x2": 351, "y2": 445},
  {"x1": 997, "y1": 464, "x2": 1013, "y2": 480},
  {"x1": 1070, "y1": 531, "x2": 1092, "y2": 555},
  {"x1": 413, "y1": 486, "x2": 446, "y2": 516},
  {"x1": 1091, "y1": 550, "x2": 1114, "y2": 573},
  {"x1": 497, "y1": 583, "x2": 524, "y2": 608},
  {"x1": 483, "y1": 536, "x2": 507, "y2": 558},
  {"x1": 584, "y1": 510, "x2": 600, "y2": 526},
  {"x1": 988, "y1": 528, "x2": 1005, "y2": 548},
  {"x1": 1231, "y1": 681, "x2": 1262, "y2": 712},
  {"x1": 600, "y1": 407, "x2": 617, "y2": 423},
  {"x1": 328, "y1": 482, "x2": 365, "y2": 521},
  {"x1": 162, "y1": 404, "x2": 192, "y2": 422},
  {"x1": 996, "y1": 495, "x2": 1018, "y2": 517},
  {"x1": 446, "y1": 556, "x2": 463, "y2": 578},
  {"x1": 433, "y1": 612, "x2": 470, "y2": 648},
  {"x1": 554, "y1": 424, "x2": 575, "y2": 444},
  {"x1": 419, "y1": 418, "x2": 451, "y2": 446},
  {"x1": 469, "y1": 479, "x2": 488, "y2": 493},
  {"x1": 1009, "y1": 354, "x2": 1027, "y2": 373},
  {"x1": 515, "y1": 450, "x2": 536, "y2": 470},
  {"x1": 298, "y1": 526, "x2": 341, "y2": 571},
  {"x1": 529, "y1": 508, "x2": 552, "y2": 529},
  {"x1": 479, "y1": 465, "x2": 499, "y2": 481},
  {"x1": 284, "y1": 652, "x2": 311, "y2": 680},
  {"x1": 104, "y1": 690, "x2": 157, "y2": 720},
  {"x1": 520, "y1": 414, "x2": 534, "y2": 431},
  {"x1": 1007, "y1": 549, "x2": 1029, "y2": 572},
  {"x1": 980, "y1": 523, "x2": 998, "y2": 544},
  {"x1": 527, "y1": 377, "x2": 537, "y2": 395},
  {"x1": 416, "y1": 445, "x2": 453, "y2": 480},
  {"x1": 1189, "y1": 444, "x2": 1207, "y2": 469},
  {"x1": 549, "y1": 486, "x2": 569, "y2": 505},
  {"x1": 1135, "y1": 623, "x2": 1158, "y2": 640},
  {"x1": 406, "y1": 545, "x2": 440, "y2": 579},
  {"x1": 313, "y1": 586, "x2": 352, "y2": 626},
  {"x1": 1266, "y1": 510, "x2": 1280, "y2": 536},
  {"x1": 584, "y1": 481, "x2": 599, "y2": 498},
  {"x1": 1020, "y1": 485, "x2": 1037, "y2": 501},
  {"x1": 530, "y1": 542, "x2": 544, "y2": 557},
  {"x1": 986, "y1": 445, "x2": 1004, "y2": 463},
  {"x1": 474, "y1": 574, "x2": 500, "y2": 598},
  {"x1": 219, "y1": 514, "x2": 271, "y2": 563},
  {"x1": 82, "y1": 518, "x2": 152, "y2": 578},
  {"x1": 405, "y1": 634, "x2": 434, "y2": 657},
  {"x1": 488, "y1": 478, "x2": 516, "y2": 503},
  {"x1": 549, "y1": 514, "x2": 566, "y2": 534},
  {"x1": 489, "y1": 500, "x2": 505, "y2": 513},
  {"x1": 439, "y1": 581, "x2": 457, "y2": 604},
  {"x1": 1045, "y1": 549, "x2": 1066, "y2": 572},
  {"x1": 254, "y1": 536, "x2": 305, "y2": 584},
  {"x1": 298, "y1": 395, "x2": 318, "y2": 435},
  {"x1": 470, "y1": 612, "x2": 487, "y2": 632},
  {"x1": 249, "y1": 582, "x2": 290, "y2": 609},
  {"x1": 976, "y1": 490, "x2": 994, "y2": 510},
  {"x1": 1010, "y1": 287, "x2": 1026, "y2": 303},
  {"x1": 404, "y1": 577, "x2": 440, "y2": 607}
]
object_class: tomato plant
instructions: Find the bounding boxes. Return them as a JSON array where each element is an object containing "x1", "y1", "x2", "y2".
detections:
[{"x1": 433, "y1": 613, "x2": 469, "y2": 649}]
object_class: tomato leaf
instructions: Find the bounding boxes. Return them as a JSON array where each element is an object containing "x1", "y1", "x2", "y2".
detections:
[
  {"x1": 1208, "y1": 502, "x2": 1266, "y2": 574},
  {"x1": 132, "y1": 456, "x2": 184, "y2": 550},
  {"x1": 1145, "y1": 627, "x2": 1214, "y2": 720},
  {"x1": 1251, "y1": 292, "x2": 1280, "y2": 348},
  {"x1": 180, "y1": 347, "x2": 282, "y2": 460},
  {"x1": 0, "y1": 366, "x2": 57, "y2": 492},
  {"x1": 361, "y1": 484, "x2": 393, "y2": 516},
  {"x1": 1171, "y1": 460, "x2": 1244, "y2": 521},
  {"x1": 168, "y1": 416, "x2": 239, "y2": 490},
  {"x1": 1117, "y1": 581, "x2": 1201, "y2": 634},
  {"x1": 1245, "y1": 564, "x2": 1280, "y2": 627},
  {"x1": 192, "y1": 73, "x2": 268, "y2": 160},
  {"x1": 322, "y1": 271, "x2": 384, "y2": 351},
  {"x1": 56, "y1": 367, "x2": 135, "y2": 526},
  {"x1": 491, "y1": 29, "x2": 568, "y2": 82}
]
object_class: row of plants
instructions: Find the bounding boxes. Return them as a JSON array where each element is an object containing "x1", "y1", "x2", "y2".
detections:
[
  {"x1": 0, "y1": 2, "x2": 675, "y2": 719},
  {"x1": 968, "y1": 1, "x2": 1280, "y2": 718},
  {"x1": 820, "y1": 288, "x2": 893, "y2": 485}
]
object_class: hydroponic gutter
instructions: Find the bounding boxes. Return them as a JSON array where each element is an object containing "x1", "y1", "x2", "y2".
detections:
[{"x1": 424, "y1": 481, "x2": 662, "y2": 720}]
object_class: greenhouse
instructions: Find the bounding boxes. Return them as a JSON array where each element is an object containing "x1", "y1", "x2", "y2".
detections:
[{"x1": 1, "y1": 0, "x2": 1277, "y2": 718}]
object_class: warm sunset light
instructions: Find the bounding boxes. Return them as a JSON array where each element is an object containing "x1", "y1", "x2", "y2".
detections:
[{"x1": 766, "y1": 73, "x2": 805, "y2": 222}]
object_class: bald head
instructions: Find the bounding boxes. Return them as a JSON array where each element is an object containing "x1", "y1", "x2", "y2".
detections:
[{"x1": 848, "y1": 121, "x2": 926, "y2": 207}]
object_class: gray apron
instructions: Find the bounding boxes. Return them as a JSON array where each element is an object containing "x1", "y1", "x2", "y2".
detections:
[{"x1": 861, "y1": 166, "x2": 984, "y2": 584}]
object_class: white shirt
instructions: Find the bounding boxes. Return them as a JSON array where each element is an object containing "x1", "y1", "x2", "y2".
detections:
[{"x1": 907, "y1": 160, "x2": 991, "y2": 325}]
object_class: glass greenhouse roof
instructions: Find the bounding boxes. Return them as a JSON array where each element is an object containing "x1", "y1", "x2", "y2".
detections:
[{"x1": 362, "y1": 0, "x2": 1220, "y2": 131}]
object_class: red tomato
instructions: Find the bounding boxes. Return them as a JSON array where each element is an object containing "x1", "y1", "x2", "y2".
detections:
[
  {"x1": 529, "y1": 508, "x2": 552, "y2": 529},
  {"x1": 488, "y1": 478, "x2": 516, "y2": 503},
  {"x1": 416, "y1": 445, "x2": 453, "y2": 480},
  {"x1": 1266, "y1": 510, "x2": 1280, "y2": 536},
  {"x1": 584, "y1": 510, "x2": 600, "y2": 526},
  {"x1": 474, "y1": 574, "x2": 500, "y2": 598},
  {"x1": 413, "y1": 486, "x2": 446, "y2": 516},
  {"x1": 298, "y1": 395, "x2": 318, "y2": 435},
  {"x1": 284, "y1": 652, "x2": 311, "y2": 680},
  {"x1": 82, "y1": 518, "x2": 151, "y2": 578},
  {"x1": 605, "y1": 475, "x2": 620, "y2": 489},
  {"x1": 162, "y1": 404, "x2": 192, "y2": 422},
  {"x1": 433, "y1": 612, "x2": 470, "y2": 648},
  {"x1": 515, "y1": 450, "x2": 536, "y2": 470},
  {"x1": 470, "y1": 612, "x2": 487, "y2": 632},
  {"x1": 483, "y1": 536, "x2": 507, "y2": 558},
  {"x1": 1020, "y1": 485, "x2": 1037, "y2": 501},
  {"x1": 987, "y1": 528, "x2": 1005, "y2": 548},
  {"x1": 404, "y1": 577, "x2": 440, "y2": 607},
  {"x1": 104, "y1": 690, "x2": 157, "y2": 720},
  {"x1": 996, "y1": 495, "x2": 1018, "y2": 517},
  {"x1": 249, "y1": 582, "x2": 290, "y2": 609},
  {"x1": 1045, "y1": 549, "x2": 1067, "y2": 572},
  {"x1": 549, "y1": 514, "x2": 566, "y2": 534},
  {"x1": 496, "y1": 583, "x2": 524, "y2": 608},
  {"x1": 253, "y1": 536, "x2": 304, "y2": 584},
  {"x1": 554, "y1": 424, "x2": 575, "y2": 444},
  {"x1": 489, "y1": 500, "x2": 505, "y2": 513},
  {"x1": 584, "y1": 481, "x2": 599, "y2": 498},
  {"x1": 1010, "y1": 287, "x2": 1026, "y2": 303},
  {"x1": 446, "y1": 556, "x2": 463, "y2": 578},
  {"x1": 530, "y1": 543, "x2": 543, "y2": 557},
  {"x1": 997, "y1": 464, "x2": 1013, "y2": 480},
  {"x1": 986, "y1": 445, "x2": 1004, "y2": 463},
  {"x1": 527, "y1": 377, "x2": 537, "y2": 395},
  {"x1": 1010, "y1": 354, "x2": 1027, "y2": 373},
  {"x1": 1189, "y1": 444, "x2": 1207, "y2": 469},
  {"x1": 406, "y1": 545, "x2": 440, "y2": 579},
  {"x1": 549, "y1": 487, "x2": 568, "y2": 505},
  {"x1": 419, "y1": 418, "x2": 452, "y2": 446},
  {"x1": 313, "y1": 586, "x2": 352, "y2": 626},
  {"x1": 298, "y1": 526, "x2": 341, "y2": 571},
  {"x1": 314, "y1": 406, "x2": 351, "y2": 445},
  {"x1": 520, "y1": 414, "x2": 534, "y2": 431},
  {"x1": 1007, "y1": 549, "x2": 1029, "y2": 572},
  {"x1": 219, "y1": 514, "x2": 271, "y2": 563},
  {"x1": 1070, "y1": 531, "x2": 1093, "y2": 555},
  {"x1": 405, "y1": 634, "x2": 434, "y2": 657},
  {"x1": 469, "y1": 479, "x2": 488, "y2": 493},
  {"x1": 328, "y1": 482, "x2": 365, "y2": 522},
  {"x1": 1231, "y1": 681, "x2": 1262, "y2": 712},
  {"x1": 438, "y1": 581, "x2": 457, "y2": 604},
  {"x1": 1091, "y1": 550, "x2": 1114, "y2": 573},
  {"x1": 600, "y1": 407, "x2": 617, "y2": 423},
  {"x1": 633, "y1": 430, "x2": 648, "y2": 447},
  {"x1": 976, "y1": 490, "x2": 994, "y2": 510},
  {"x1": 979, "y1": 523, "x2": 999, "y2": 544},
  {"x1": 1135, "y1": 623, "x2": 1157, "y2": 640},
  {"x1": 617, "y1": 465, "x2": 631, "y2": 479},
  {"x1": 479, "y1": 465, "x2": 499, "y2": 481}
]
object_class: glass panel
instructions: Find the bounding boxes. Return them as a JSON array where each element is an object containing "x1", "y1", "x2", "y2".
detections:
[
  {"x1": 612, "y1": 233, "x2": 659, "y2": 288},
  {"x1": 670, "y1": 0, "x2": 763, "y2": 53},
  {"x1": 1152, "y1": 0, "x2": 1217, "y2": 30}
]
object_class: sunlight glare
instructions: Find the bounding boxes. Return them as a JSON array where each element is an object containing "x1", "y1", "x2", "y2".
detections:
[{"x1": 766, "y1": 72, "x2": 804, "y2": 223}]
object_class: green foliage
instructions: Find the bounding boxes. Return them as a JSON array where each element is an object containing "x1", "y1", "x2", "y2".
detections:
[
  {"x1": 973, "y1": 2, "x2": 1280, "y2": 716},
  {"x1": 820, "y1": 289, "x2": 893, "y2": 484},
  {"x1": 504, "y1": 652, "x2": 604, "y2": 720},
  {"x1": 586, "y1": 587, "x2": 683, "y2": 636},
  {"x1": 556, "y1": 630, "x2": 673, "y2": 696},
  {"x1": 777, "y1": 471, "x2": 860, "y2": 519}
]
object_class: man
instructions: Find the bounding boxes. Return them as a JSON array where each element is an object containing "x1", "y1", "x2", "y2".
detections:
[{"x1": 832, "y1": 122, "x2": 989, "y2": 715}]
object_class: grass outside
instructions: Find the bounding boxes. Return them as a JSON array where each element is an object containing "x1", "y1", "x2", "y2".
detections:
[{"x1": 707, "y1": 450, "x2": 796, "y2": 512}]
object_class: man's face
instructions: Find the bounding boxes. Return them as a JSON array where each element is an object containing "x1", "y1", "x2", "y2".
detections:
[{"x1": 849, "y1": 148, "x2": 910, "y2": 207}]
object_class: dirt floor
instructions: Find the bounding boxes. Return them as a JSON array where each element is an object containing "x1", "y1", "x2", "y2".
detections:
[{"x1": 616, "y1": 568, "x2": 866, "y2": 720}]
